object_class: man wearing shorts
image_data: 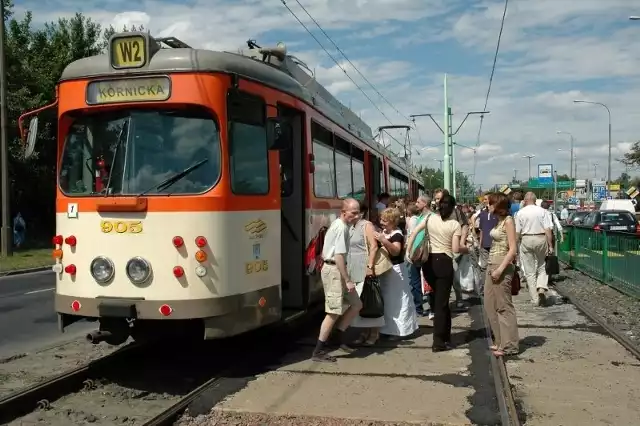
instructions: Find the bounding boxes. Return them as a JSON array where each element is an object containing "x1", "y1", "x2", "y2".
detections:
[{"x1": 312, "y1": 198, "x2": 363, "y2": 362}]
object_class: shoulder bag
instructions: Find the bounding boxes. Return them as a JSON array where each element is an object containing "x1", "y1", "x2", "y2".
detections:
[
  {"x1": 410, "y1": 215, "x2": 431, "y2": 266},
  {"x1": 366, "y1": 226, "x2": 393, "y2": 276}
]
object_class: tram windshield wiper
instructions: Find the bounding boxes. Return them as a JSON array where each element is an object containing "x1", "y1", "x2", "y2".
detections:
[{"x1": 138, "y1": 158, "x2": 209, "y2": 197}]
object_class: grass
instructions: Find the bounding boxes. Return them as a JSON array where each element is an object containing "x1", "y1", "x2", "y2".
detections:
[{"x1": 0, "y1": 248, "x2": 53, "y2": 273}]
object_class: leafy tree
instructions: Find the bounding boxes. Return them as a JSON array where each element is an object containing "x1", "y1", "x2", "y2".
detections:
[
  {"x1": 416, "y1": 166, "x2": 475, "y2": 202},
  {"x1": 621, "y1": 141, "x2": 640, "y2": 166},
  {"x1": 556, "y1": 174, "x2": 570, "y2": 181},
  {"x1": 2, "y1": 3, "x2": 139, "y2": 245}
]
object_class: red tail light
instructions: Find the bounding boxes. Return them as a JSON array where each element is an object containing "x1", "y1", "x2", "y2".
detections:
[
  {"x1": 593, "y1": 225, "x2": 601, "y2": 231},
  {"x1": 159, "y1": 304, "x2": 173, "y2": 316},
  {"x1": 65, "y1": 235, "x2": 77, "y2": 246},
  {"x1": 172, "y1": 236, "x2": 184, "y2": 248},
  {"x1": 173, "y1": 266, "x2": 184, "y2": 278},
  {"x1": 635, "y1": 224, "x2": 640, "y2": 234},
  {"x1": 195, "y1": 236, "x2": 207, "y2": 248},
  {"x1": 64, "y1": 264, "x2": 77, "y2": 275},
  {"x1": 52, "y1": 235, "x2": 63, "y2": 245},
  {"x1": 71, "y1": 300, "x2": 81, "y2": 312}
]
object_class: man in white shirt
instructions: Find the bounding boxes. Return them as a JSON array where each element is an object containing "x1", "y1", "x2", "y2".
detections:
[
  {"x1": 560, "y1": 206, "x2": 569, "y2": 221},
  {"x1": 515, "y1": 192, "x2": 554, "y2": 306},
  {"x1": 312, "y1": 198, "x2": 363, "y2": 362}
]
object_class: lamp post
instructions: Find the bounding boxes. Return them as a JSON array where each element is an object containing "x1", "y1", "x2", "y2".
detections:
[
  {"x1": 522, "y1": 154, "x2": 535, "y2": 181},
  {"x1": 573, "y1": 100, "x2": 611, "y2": 197},
  {"x1": 556, "y1": 130, "x2": 574, "y2": 185},
  {"x1": 0, "y1": 0, "x2": 11, "y2": 257}
]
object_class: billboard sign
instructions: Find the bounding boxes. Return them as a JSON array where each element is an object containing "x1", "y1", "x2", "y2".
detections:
[{"x1": 538, "y1": 164, "x2": 553, "y2": 184}]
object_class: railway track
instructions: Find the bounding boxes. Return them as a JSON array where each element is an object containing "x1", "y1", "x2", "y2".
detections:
[{"x1": 0, "y1": 311, "x2": 320, "y2": 426}]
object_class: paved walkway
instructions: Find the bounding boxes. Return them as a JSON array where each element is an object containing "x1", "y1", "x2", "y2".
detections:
[
  {"x1": 506, "y1": 288, "x2": 640, "y2": 425},
  {"x1": 212, "y1": 301, "x2": 501, "y2": 425}
]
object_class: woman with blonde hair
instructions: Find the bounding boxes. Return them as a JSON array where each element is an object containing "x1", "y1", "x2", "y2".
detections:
[
  {"x1": 375, "y1": 208, "x2": 418, "y2": 339},
  {"x1": 485, "y1": 192, "x2": 519, "y2": 357}
]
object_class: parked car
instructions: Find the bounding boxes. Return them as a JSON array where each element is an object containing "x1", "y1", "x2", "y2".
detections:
[
  {"x1": 575, "y1": 210, "x2": 640, "y2": 251},
  {"x1": 566, "y1": 211, "x2": 589, "y2": 226}
]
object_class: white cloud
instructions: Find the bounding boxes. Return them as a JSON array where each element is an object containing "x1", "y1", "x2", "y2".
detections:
[{"x1": 18, "y1": 0, "x2": 640, "y2": 187}]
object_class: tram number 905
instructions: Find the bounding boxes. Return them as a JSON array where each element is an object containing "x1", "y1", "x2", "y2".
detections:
[{"x1": 100, "y1": 220, "x2": 143, "y2": 234}]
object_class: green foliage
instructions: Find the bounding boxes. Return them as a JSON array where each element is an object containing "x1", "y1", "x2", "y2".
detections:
[
  {"x1": 2, "y1": 2, "x2": 144, "y2": 243},
  {"x1": 621, "y1": 141, "x2": 640, "y2": 167},
  {"x1": 415, "y1": 165, "x2": 475, "y2": 202}
]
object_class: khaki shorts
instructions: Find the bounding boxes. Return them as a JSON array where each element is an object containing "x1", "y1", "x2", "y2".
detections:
[{"x1": 321, "y1": 264, "x2": 361, "y2": 315}]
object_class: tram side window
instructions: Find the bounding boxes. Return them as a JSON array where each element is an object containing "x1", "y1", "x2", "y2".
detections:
[
  {"x1": 228, "y1": 92, "x2": 269, "y2": 195},
  {"x1": 335, "y1": 150, "x2": 352, "y2": 199},
  {"x1": 351, "y1": 159, "x2": 366, "y2": 201},
  {"x1": 313, "y1": 141, "x2": 336, "y2": 198}
]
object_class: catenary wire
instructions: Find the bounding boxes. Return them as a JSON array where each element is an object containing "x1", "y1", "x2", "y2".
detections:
[
  {"x1": 472, "y1": 0, "x2": 509, "y2": 186},
  {"x1": 291, "y1": 0, "x2": 409, "y2": 121},
  {"x1": 281, "y1": 0, "x2": 395, "y2": 126}
]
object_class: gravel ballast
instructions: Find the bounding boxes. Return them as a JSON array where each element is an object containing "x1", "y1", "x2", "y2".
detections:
[{"x1": 553, "y1": 265, "x2": 640, "y2": 349}]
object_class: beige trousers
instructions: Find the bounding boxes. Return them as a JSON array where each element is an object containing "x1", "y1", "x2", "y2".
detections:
[
  {"x1": 484, "y1": 260, "x2": 519, "y2": 353},
  {"x1": 519, "y1": 235, "x2": 549, "y2": 303}
]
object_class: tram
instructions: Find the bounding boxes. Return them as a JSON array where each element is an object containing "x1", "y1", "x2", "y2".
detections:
[{"x1": 18, "y1": 32, "x2": 425, "y2": 345}]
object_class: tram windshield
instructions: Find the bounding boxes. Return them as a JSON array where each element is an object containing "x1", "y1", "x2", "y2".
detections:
[{"x1": 59, "y1": 107, "x2": 221, "y2": 196}]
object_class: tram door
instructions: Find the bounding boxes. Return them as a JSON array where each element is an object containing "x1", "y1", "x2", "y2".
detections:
[{"x1": 277, "y1": 105, "x2": 307, "y2": 310}]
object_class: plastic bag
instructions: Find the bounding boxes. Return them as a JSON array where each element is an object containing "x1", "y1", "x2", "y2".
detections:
[
  {"x1": 359, "y1": 276, "x2": 384, "y2": 318},
  {"x1": 455, "y1": 255, "x2": 475, "y2": 292}
]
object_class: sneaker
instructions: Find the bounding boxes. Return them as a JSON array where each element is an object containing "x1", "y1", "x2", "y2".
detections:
[
  {"x1": 428, "y1": 312, "x2": 435, "y2": 320},
  {"x1": 339, "y1": 343, "x2": 357, "y2": 353},
  {"x1": 311, "y1": 350, "x2": 337, "y2": 363},
  {"x1": 537, "y1": 291, "x2": 546, "y2": 307}
]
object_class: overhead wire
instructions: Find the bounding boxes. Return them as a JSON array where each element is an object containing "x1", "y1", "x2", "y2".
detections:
[
  {"x1": 472, "y1": 0, "x2": 509, "y2": 185},
  {"x1": 290, "y1": 0, "x2": 409, "y2": 122},
  {"x1": 280, "y1": 0, "x2": 395, "y2": 126}
]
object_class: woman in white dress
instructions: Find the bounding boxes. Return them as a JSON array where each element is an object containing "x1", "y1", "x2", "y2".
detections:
[
  {"x1": 348, "y1": 202, "x2": 386, "y2": 345},
  {"x1": 375, "y1": 208, "x2": 419, "y2": 338}
]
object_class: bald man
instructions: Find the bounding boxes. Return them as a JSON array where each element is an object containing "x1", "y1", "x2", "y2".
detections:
[
  {"x1": 515, "y1": 192, "x2": 554, "y2": 306},
  {"x1": 312, "y1": 198, "x2": 363, "y2": 362}
]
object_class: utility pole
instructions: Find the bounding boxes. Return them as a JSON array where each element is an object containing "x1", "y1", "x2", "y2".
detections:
[
  {"x1": 0, "y1": 0, "x2": 11, "y2": 257},
  {"x1": 522, "y1": 155, "x2": 535, "y2": 181},
  {"x1": 410, "y1": 74, "x2": 488, "y2": 195}
]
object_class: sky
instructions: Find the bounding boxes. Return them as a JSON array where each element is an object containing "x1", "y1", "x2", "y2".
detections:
[{"x1": 16, "y1": 0, "x2": 640, "y2": 189}]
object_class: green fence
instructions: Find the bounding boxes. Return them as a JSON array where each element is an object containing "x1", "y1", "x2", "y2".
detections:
[{"x1": 558, "y1": 226, "x2": 640, "y2": 299}]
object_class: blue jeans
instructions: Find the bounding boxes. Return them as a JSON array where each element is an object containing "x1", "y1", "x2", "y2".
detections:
[{"x1": 406, "y1": 261, "x2": 425, "y2": 315}]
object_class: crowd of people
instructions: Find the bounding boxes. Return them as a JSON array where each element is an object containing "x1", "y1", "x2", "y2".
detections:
[{"x1": 311, "y1": 189, "x2": 563, "y2": 363}]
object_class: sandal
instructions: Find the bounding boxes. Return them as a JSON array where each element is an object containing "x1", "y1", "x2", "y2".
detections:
[
  {"x1": 353, "y1": 331, "x2": 370, "y2": 345},
  {"x1": 492, "y1": 349, "x2": 518, "y2": 357},
  {"x1": 364, "y1": 331, "x2": 379, "y2": 346}
]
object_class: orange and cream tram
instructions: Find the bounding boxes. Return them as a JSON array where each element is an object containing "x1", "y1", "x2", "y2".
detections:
[{"x1": 19, "y1": 32, "x2": 425, "y2": 345}]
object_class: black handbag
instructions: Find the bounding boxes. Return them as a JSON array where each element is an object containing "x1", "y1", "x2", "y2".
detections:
[
  {"x1": 359, "y1": 276, "x2": 384, "y2": 318},
  {"x1": 545, "y1": 255, "x2": 560, "y2": 275}
]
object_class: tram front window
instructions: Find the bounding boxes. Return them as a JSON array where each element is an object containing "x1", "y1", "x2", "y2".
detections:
[{"x1": 59, "y1": 108, "x2": 221, "y2": 196}]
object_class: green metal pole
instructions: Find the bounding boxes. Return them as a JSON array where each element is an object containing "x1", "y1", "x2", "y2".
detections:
[
  {"x1": 452, "y1": 136, "x2": 457, "y2": 199},
  {"x1": 443, "y1": 74, "x2": 451, "y2": 192},
  {"x1": 0, "y1": 1, "x2": 11, "y2": 257}
]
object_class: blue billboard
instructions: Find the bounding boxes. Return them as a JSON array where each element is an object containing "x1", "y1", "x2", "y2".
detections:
[{"x1": 538, "y1": 164, "x2": 553, "y2": 184}]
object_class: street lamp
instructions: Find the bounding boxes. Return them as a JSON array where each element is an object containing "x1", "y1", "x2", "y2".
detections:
[
  {"x1": 522, "y1": 154, "x2": 535, "y2": 181},
  {"x1": 573, "y1": 99, "x2": 612, "y2": 197},
  {"x1": 556, "y1": 130, "x2": 575, "y2": 184}
]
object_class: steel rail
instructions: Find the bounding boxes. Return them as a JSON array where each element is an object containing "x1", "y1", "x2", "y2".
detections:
[{"x1": 0, "y1": 343, "x2": 141, "y2": 424}]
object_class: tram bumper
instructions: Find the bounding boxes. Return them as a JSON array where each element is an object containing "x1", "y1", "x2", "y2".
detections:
[{"x1": 55, "y1": 284, "x2": 281, "y2": 337}]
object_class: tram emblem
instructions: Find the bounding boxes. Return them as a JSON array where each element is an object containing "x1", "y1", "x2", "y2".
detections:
[{"x1": 244, "y1": 219, "x2": 267, "y2": 239}]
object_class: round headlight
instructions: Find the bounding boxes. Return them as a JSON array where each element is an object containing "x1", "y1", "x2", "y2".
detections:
[
  {"x1": 90, "y1": 256, "x2": 114, "y2": 283},
  {"x1": 126, "y1": 257, "x2": 151, "y2": 284}
]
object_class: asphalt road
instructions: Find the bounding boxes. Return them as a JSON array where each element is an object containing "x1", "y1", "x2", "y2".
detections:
[{"x1": 0, "y1": 271, "x2": 95, "y2": 358}]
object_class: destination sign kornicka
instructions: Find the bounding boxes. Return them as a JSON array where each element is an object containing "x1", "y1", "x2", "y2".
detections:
[{"x1": 86, "y1": 77, "x2": 171, "y2": 105}]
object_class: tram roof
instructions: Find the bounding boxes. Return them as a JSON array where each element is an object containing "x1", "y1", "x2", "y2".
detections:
[{"x1": 60, "y1": 36, "x2": 420, "y2": 180}]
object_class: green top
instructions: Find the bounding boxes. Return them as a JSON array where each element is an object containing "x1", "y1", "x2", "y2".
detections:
[{"x1": 411, "y1": 211, "x2": 434, "y2": 254}]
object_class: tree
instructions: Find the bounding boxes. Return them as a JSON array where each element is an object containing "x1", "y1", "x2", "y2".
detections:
[
  {"x1": 3, "y1": 3, "x2": 137, "y2": 245},
  {"x1": 417, "y1": 166, "x2": 475, "y2": 202},
  {"x1": 621, "y1": 141, "x2": 640, "y2": 166},
  {"x1": 556, "y1": 174, "x2": 570, "y2": 181}
]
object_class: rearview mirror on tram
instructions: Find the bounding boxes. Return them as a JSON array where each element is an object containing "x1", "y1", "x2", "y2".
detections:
[
  {"x1": 267, "y1": 117, "x2": 293, "y2": 151},
  {"x1": 24, "y1": 117, "x2": 39, "y2": 160}
]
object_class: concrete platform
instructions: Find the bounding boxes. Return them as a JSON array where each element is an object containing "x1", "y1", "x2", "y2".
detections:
[
  {"x1": 507, "y1": 289, "x2": 640, "y2": 425},
  {"x1": 213, "y1": 302, "x2": 502, "y2": 425}
]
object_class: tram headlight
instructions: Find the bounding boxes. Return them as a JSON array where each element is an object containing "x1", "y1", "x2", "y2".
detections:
[
  {"x1": 126, "y1": 257, "x2": 152, "y2": 284},
  {"x1": 90, "y1": 256, "x2": 115, "y2": 283}
]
